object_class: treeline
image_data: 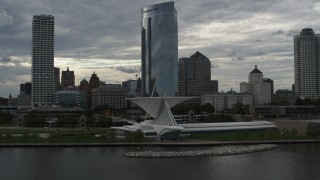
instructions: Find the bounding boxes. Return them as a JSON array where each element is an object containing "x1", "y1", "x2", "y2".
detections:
[
  {"x1": 22, "y1": 110, "x2": 112, "y2": 127},
  {"x1": 203, "y1": 114, "x2": 234, "y2": 123},
  {"x1": 0, "y1": 112, "x2": 13, "y2": 125},
  {"x1": 171, "y1": 103, "x2": 215, "y2": 115}
]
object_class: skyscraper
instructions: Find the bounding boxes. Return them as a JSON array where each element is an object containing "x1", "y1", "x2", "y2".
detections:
[
  {"x1": 294, "y1": 28, "x2": 320, "y2": 99},
  {"x1": 141, "y1": 1, "x2": 178, "y2": 97},
  {"x1": 20, "y1": 82, "x2": 32, "y2": 95},
  {"x1": 61, "y1": 67, "x2": 75, "y2": 89},
  {"x1": 32, "y1": 15, "x2": 54, "y2": 106},
  {"x1": 54, "y1": 67, "x2": 60, "y2": 92},
  {"x1": 178, "y1": 51, "x2": 218, "y2": 97}
]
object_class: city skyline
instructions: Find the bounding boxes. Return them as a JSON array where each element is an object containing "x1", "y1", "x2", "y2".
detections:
[{"x1": 1, "y1": 0, "x2": 320, "y2": 97}]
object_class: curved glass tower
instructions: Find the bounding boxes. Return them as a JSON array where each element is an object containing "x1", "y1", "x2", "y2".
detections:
[{"x1": 141, "y1": 1, "x2": 178, "y2": 97}]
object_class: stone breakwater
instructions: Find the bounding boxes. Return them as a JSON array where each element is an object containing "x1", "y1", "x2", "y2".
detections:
[{"x1": 124, "y1": 144, "x2": 277, "y2": 158}]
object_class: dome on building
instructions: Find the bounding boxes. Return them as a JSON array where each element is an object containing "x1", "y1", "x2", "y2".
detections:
[
  {"x1": 250, "y1": 65, "x2": 262, "y2": 74},
  {"x1": 300, "y1": 28, "x2": 314, "y2": 36},
  {"x1": 227, "y1": 89, "x2": 237, "y2": 94}
]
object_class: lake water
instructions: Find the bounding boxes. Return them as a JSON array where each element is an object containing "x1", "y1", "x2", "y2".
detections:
[{"x1": 0, "y1": 144, "x2": 319, "y2": 180}]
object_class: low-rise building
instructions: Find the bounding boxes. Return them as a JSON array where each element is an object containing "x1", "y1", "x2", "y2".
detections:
[
  {"x1": 54, "y1": 90, "x2": 87, "y2": 108},
  {"x1": 92, "y1": 84, "x2": 127, "y2": 109},
  {"x1": 0, "y1": 97, "x2": 8, "y2": 106},
  {"x1": 250, "y1": 106, "x2": 314, "y2": 119},
  {"x1": 201, "y1": 90, "x2": 252, "y2": 112}
]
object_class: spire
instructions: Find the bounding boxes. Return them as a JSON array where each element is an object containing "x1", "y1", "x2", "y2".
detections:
[{"x1": 250, "y1": 65, "x2": 262, "y2": 74}]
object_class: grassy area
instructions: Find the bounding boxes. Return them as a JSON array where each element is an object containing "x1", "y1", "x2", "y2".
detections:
[
  {"x1": 188, "y1": 130, "x2": 317, "y2": 141},
  {"x1": 0, "y1": 127, "x2": 317, "y2": 144},
  {"x1": 0, "y1": 127, "x2": 148, "y2": 144}
]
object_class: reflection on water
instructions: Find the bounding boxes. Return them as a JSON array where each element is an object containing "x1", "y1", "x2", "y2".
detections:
[{"x1": 0, "y1": 144, "x2": 319, "y2": 180}]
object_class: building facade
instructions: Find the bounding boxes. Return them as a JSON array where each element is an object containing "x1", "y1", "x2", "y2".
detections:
[
  {"x1": 61, "y1": 67, "x2": 75, "y2": 89},
  {"x1": 141, "y1": 1, "x2": 178, "y2": 97},
  {"x1": 294, "y1": 28, "x2": 320, "y2": 99},
  {"x1": 122, "y1": 79, "x2": 137, "y2": 95},
  {"x1": 32, "y1": 14, "x2": 54, "y2": 106},
  {"x1": 0, "y1": 97, "x2": 8, "y2": 106},
  {"x1": 54, "y1": 67, "x2": 60, "y2": 92},
  {"x1": 178, "y1": 51, "x2": 218, "y2": 97},
  {"x1": 91, "y1": 84, "x2": 127, "y2": 109},
  {"x1": 54, "y1": 90, "x2": 81, "y2": 107},
  {"x1": 201, "y1": 90, "x2": 252, "y2": 112},
  {"x1": 20, "y1": 82, "x2": 32, "y2": 95},
  {"x1": 240, "y1": 65, "x2": 271, "y2": 105}
]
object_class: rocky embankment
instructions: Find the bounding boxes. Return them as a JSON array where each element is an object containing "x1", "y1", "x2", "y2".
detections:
[{"x1": 124, "y1": 144, "x2": 277, "y2": 158}]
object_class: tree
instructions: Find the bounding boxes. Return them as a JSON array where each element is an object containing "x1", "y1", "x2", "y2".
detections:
[
  {"x1": 134, "y1": 130, "x2": 144, "y2": 141},
  {"x1": 295, "y1": 97, "x2": 303, "y2": 106},
  {"x1": 125, "y1": 132, "x2": 134, "y2": 141},
  {"x1": 98, "y1": 117, "x2": 112, "y2": 127},
  {"x1": 233, "y1": 103, "x2": 246, "y2": 114},
  {"x1": 204, "y1": 114, "x2": 234, "y2": 123},
  {"x1": 83, "y1": 109, "x2": 94, "y2": 117},
  {"x1": 24, "y1": 110, "x2": 46, "y2": 126},
  {"x1": 171, "y1": 103, "x2": 188, "y2": 115},
  {"x1": 201, "y1": 103, "x2": 215, "y2": 113},
  {"x1": 0, "y1": 112, "x2": 13, "y2": 124},
  {"x1": 57, "y1": 116, "x2": 79, "y2": 127}
]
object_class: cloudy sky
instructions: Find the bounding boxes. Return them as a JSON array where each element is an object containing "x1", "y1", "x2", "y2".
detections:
[{"x1": 1, "y1": 0, "x2": 320, "y2": 97}]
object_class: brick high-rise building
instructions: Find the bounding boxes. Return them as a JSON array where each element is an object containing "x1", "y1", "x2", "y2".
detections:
[
  {"x1": 61, "y1": 67, "x2": 75, "y2": 89},
  {"x1": 54, "y1": 67, "x2": 60, "y2": 92}
]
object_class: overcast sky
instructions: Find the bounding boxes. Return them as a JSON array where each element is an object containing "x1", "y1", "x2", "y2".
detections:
[{"x1": 1, "y1": 0, "x2": 320, "y2": 97}]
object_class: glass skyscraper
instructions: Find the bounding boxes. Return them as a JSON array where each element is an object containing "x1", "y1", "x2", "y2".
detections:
[
  {"x1": 32, "y1": 15, "x2": 54, "y2": 106},
  {"x1": 141, "y1": 1, "x2": 178, "y2": 97}
]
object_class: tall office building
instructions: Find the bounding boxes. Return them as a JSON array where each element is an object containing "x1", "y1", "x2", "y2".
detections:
[
  {"x1": 20, "y1": 82, "x2": 32, "y2": 95},
  {"x1": 32, "y1": 14, "x2": 54, "y2": 106},
  {"x1": 240, "y1": 65, "x2": 271, "y2": 105},
  {"x1": 178, "y1": 51, "x2": 218, "y2": 97},
  {"x1": 263, "y1": 78, "x2": 274, "y2": 97},
  {"x1": 294, "y1": 28, "x2": 320, "y2": 99},
  {"x1": 141, "y1": 1, "x2": 178, "y2": 97},
  {"x1": 61, "y1": 67, "x2": 75, "y2": 89},
  {"x1": 54, "y1": 67, "x2": 60, "y2": 92}
]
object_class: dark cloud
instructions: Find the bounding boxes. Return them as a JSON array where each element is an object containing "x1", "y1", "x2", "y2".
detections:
[
  {"x1": 286, "y1": 29, "x2": 300, "y2": 37},
  {"x1": 272, "y1": 30, "x2": 285, "y2": 35},
  {"x1": 1, "y1": 56, "x2": 11, "y2": 63},
  {"x1": 113, "y1": 67, "x2": 140, "y2": 74}
]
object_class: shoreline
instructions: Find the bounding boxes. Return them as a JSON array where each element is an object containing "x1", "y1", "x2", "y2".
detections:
[{"x1": 0, "y1": 139, "x2": 319, "y2": 148}]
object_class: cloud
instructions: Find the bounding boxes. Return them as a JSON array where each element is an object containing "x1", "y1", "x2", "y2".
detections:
[
  {"x1": 1, "y1": 56, "x2": 11, "y2": 63},
  {"x1": 272, "y1": 30, "x2": 285, "y2": 35},
  {"x1": 113, "y1": 66, "x2": 141, "y2": 74},
  {"x1": 0, "y1": 0, "x2": 320, "y2": 96},
  {"x1": 0, "y1": 9, "x2": 14, "y2": 26}
]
